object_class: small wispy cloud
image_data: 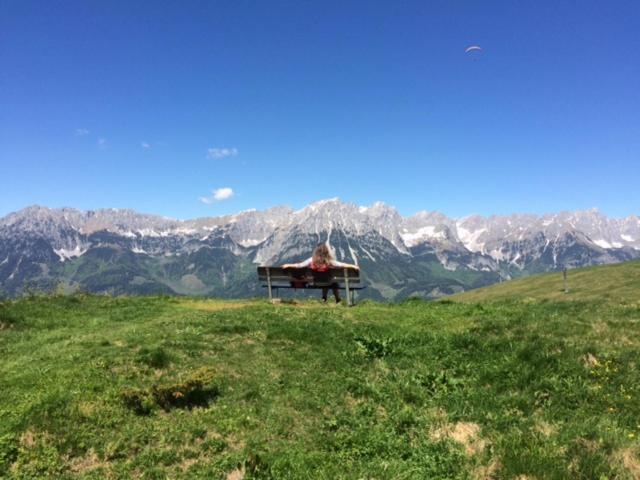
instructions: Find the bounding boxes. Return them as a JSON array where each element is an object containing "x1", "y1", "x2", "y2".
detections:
[
  {"x1": 75, "y1": 128, "x2": 90, "y2": 136},
  {"x1": 207, "y1": 147, "x2": 238, "y2": 159},
  {"x1": 141, "y1": 141, "x2": 151, "y2": 149},
  {"x1": 98, "y1": 138, "x2": 108, "y2": 149},
  {"x1": 200, "y1": 187, "x2": 235, "y2": 204}
]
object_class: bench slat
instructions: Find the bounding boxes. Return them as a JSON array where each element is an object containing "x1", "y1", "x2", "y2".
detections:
[
  {"x1": 261, "y1": 285, "x2": 366, "y2": 290},
  {"x1": 257, "y1": 266, "x2": 361, "y2": 284}
]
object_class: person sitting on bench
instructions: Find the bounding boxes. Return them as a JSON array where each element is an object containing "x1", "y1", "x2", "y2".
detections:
[{"x1": 282, "y1": 243, "x2": 358, "y2": 303}]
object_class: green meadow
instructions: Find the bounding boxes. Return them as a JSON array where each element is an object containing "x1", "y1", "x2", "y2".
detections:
[{"x1": 1, "y1": 263, "x2": 640, "y2": 478}]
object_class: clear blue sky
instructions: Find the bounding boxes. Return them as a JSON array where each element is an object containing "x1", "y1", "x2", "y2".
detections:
[{"x1": 1, "y1": 1, "x2": 639, "y2": 219}]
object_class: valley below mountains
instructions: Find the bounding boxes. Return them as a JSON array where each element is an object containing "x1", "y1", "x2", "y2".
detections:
[{"x1": 1, "y1": 199, "x2": 639, "y2": 299}]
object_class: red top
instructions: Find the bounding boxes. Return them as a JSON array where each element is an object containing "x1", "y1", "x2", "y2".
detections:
[{"x1": 310, "y1": 261, "x2": 330, "y2": 272}]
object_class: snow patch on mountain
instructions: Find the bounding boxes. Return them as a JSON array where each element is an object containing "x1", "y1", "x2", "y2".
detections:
[
  {"x1": 348, "y1": 245, "x2": 359, "y2": 265},
  {"x1": 238, "y1": 238, "x2": 268, "y2": 247},
  {"x1": 400, "y1": 226, "x2": 446, "y2": 246},
  {"x1": 456, "y1": 226, "x2": 487, "y2": 253},
  {"x1": 54, "y1": 245, "x2": 87, "y2": 262},
  {"x1": 593, "y1": 239, "x2": 612, "y2": 249}
]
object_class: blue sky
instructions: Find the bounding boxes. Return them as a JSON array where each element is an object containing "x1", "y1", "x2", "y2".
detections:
[{"x1": 1, "y1": 0, "x2": 639, "y2": 219}]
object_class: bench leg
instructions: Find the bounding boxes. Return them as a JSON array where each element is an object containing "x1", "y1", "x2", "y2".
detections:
[
  {"x1": 344, "y1": 268, "x2": 351, "y2": 306},
  {"x1": 266, "y1": 267, "x2": 273, "y2": 301}
]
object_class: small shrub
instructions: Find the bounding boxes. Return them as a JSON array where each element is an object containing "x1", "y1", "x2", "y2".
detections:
[
  {"x1": 245, "y1": 451, "x2": 270, "y2": 476},
  {"x1": 0, "y1": 303, "x2": 22, "y2": 329},
  {"x1": 436, "y1": 299, "x2": 455, "y2": 305},
  {"x1": 120, "y1": 388, "x2": 155, "y2": 415},
  {"x1": 394, "y1": 406, "x2": 418, "y2": 433},
  {"x1": 202, "y1": 437, "x2": 227, "y2": 453},
  {"x1": 354, "y1": 335, "x2": 394, "y2": 359},
  {"x1": 121, "y1": 367, "x2": 219, "y2": 414},
  {"x1": 137, "y1": 346, "x2": 171, "y2": 369},
  {"x1": 0, "y1": 433, "x2": 18, "y2": 475},
  {"x1": 412, "y1": 370, "x2": 464, "y2": 394},
  {"x1": 21, "y1": 281, "x2": 46, "y2": 299},
  {"x1": 152, "y1": 367, "x2": 219, "y2": 410},
  {"x1": 403, "y1": 296, "x2": 427, "y2": 305},
  {"x1": 9, "y1": 440, "x2": 66, "y2": 477}
]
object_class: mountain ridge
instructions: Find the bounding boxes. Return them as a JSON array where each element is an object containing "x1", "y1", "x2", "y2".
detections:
[{"x1": 1, "y1": 200, "x2": 638, "y2": 299}]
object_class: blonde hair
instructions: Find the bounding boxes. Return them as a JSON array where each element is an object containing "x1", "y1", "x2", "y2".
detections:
[{"x1": 311, "y1": 243, "x2": 333, "y2": 267}]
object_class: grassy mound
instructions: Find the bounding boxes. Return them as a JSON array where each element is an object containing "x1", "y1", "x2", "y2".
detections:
[
  {"x1": 452, "y1": 260, "x2": 640, "y2": 303},
  {"x1": 0, "y1": 295, "x2": 639, "y2": 478}
]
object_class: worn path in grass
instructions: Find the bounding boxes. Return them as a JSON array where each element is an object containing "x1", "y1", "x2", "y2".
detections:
[{"x1": 1, "y1": 294, "x2": 639, "y2": 479}]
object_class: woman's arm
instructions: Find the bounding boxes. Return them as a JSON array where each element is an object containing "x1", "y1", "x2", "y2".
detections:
[
  {"x1": 282, "y1": 257, "x2": 312, "y2": 269},
  {"x1": 331, "y1": 260, "x2": 359, "y2": 269}
]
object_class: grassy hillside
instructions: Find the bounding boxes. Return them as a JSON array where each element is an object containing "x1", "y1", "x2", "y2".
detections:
[
  {"x1": 452, "y1": 260, "x2": 640, "y2": 303},
  {"x1": 1, "y1": 294, "x2": 640, "y2": 478}
]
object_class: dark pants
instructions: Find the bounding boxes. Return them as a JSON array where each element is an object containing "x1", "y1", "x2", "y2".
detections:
[{"x1": 321, "y1": 283, "x2": 341, "y2": 302}]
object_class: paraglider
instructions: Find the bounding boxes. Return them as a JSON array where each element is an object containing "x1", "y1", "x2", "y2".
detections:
[{"x1": 465, "y1": 45, "x2": 482, "y2": 53}]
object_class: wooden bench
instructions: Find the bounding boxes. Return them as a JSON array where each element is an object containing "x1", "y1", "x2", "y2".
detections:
[{"x1": 256, "y1": 266, "x2": 365, "y2": 306}]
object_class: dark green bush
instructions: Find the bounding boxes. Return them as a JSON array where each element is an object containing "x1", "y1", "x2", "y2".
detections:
[
  {"x1": 121, "y1": 367, "x2": 219, "y2": 414},
  {"x1": 152, "y1": 366, "x2": 219, "y2": 410},
  {"x1": 0, "y1": 303, "x2": 22, "y2": 329},
  {"x1": 120, "y1": 388, "x2": 155, "y2": 415},
  {"x1": 136, "y1": 346, "x2": 171, "y2": 369}
]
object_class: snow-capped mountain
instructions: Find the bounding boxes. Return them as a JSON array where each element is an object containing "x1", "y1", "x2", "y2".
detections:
[{"x1": 1, "y1": 200, "x2": 638, "y2": 299}]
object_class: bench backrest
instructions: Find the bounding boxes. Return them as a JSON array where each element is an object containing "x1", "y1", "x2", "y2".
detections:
[{"x1": 257, "y1": 266, "x2": 360, "y2": 286}]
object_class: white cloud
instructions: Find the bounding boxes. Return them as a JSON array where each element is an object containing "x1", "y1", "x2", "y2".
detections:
[
  {"x1": 75, "y1": 128, "x2": 90, "y2": 136},
  {"x1": 200, "y1": 187, "x2": 235, "y2": 204},
  {"x1": 214, "y1": 187, "x2": 234, "y2": 200},
  {"x1": 207, "y1": 147, "x2": 238, "y2": 159},
  {"x1": 98, "y1": 138, "x2": 108, "y2": 149},
  {"x1": 141, "y1": 141, "x2": 151, "y2": 149}
]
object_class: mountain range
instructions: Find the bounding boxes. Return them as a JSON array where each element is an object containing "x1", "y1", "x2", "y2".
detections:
[{"x1": 1, "y1": 199, "x2": 639, "y2": 299}]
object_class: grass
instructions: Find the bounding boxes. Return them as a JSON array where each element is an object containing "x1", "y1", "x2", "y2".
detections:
[
  {"x1": 0, "y1": 291, "x2": 639, "y2": 478},
  {"x1": 451, "y1": 260, "x2": 640, "y2": 303}
]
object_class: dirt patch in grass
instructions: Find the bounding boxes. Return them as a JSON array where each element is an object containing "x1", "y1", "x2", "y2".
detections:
[
  {"x1": 19, "y1": 430, "x2": 37, "y2": 448},
  {"x1": 225, "y1": 434, "x2": 246, "y2": 452},
  {"x1": 179, "y1": 299, "x2": 254, "y2": 312},
  {"x1": 68, "y1": 448, "x2": 108, "y2": 474},
  {"x1": 575, "y1": 437, "x2": 599, "y2": 453},
  {"x1": 472, "y1": 457, "x2": 501, "y2": 480},
  {"x1": 343, "y1": 392, "x2": 362, "y2": 410},
  {"x1": 582, "y1": 353, "x2": 600, "y2": 368},
  {"x1": 431, "y1": 421, "x2": 487, "y2": 457},
  {"x1": 78, "y1": 401, "x2": 98, "y2": 417},
  {"x1": 592, "y1": 321, "x2": 609, "y2": 336},
  {"x1": 615, "y1": 447, "x2": 640, "y2": 479},
  {"x1": 534, "y1": 419, "x2": 556, "y2": 437},
  {"x1": 178, "y1": 457, "x2": 199, "y2": 473},
  {"x1": 226, "y1": 466, "x2": 245, "y2": 480}
]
